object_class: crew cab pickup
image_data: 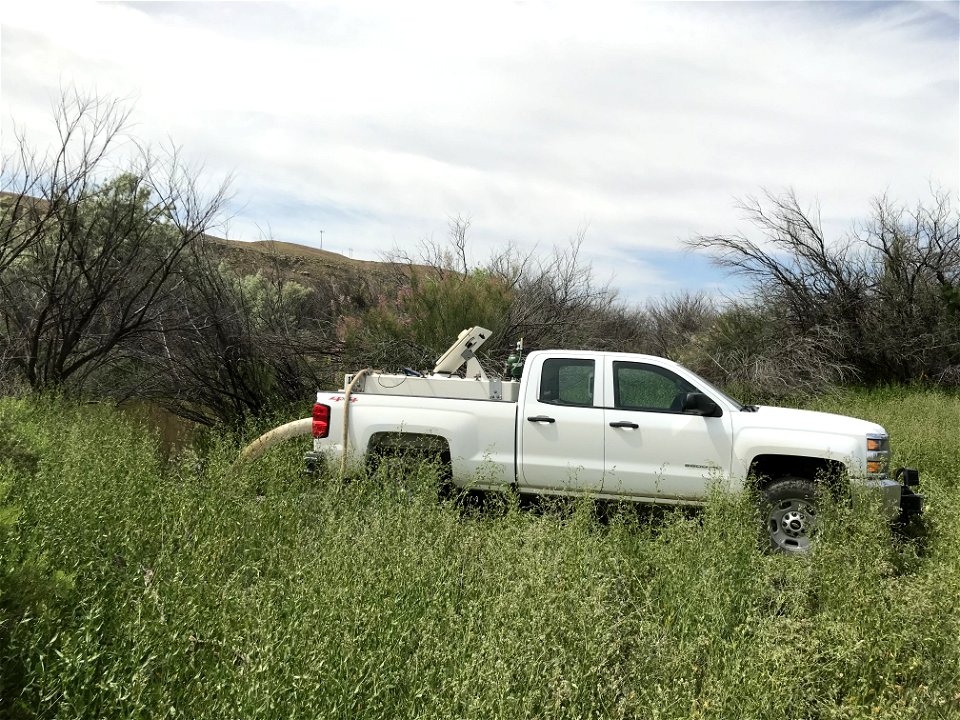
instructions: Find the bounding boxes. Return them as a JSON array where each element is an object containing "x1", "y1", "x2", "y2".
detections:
[{"x1": 305, "y1": 327, "x2": 923, "y2": 552}]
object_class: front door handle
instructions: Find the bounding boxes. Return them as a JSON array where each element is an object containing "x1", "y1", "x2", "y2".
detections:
[
  {"x1": 527, "y1": 415, "x2": 556, "y2": 424},
  {"x1": 609, "y1": 421, "x2": 639, "y2": 429}
]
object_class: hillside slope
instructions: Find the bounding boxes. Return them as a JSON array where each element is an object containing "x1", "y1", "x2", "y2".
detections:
[
  {"x1": 0, "y1": 190, "x2": 410, "y2": 302},
  {"x1": 209, "y1": 237, "x2": 432, "y2": 308}
]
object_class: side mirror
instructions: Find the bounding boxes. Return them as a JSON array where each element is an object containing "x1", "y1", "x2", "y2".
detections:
[{"x1": 682, "y1": 392, "x2": 721, "y2": 417}]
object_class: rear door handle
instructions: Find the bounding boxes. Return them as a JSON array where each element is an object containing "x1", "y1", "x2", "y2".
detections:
[
  {"x1": 609, "y1": 421, "x2": 639, "y2": 429},
  {"x1": 527, "y1": 415, "x2": 556, "y2": 424}
]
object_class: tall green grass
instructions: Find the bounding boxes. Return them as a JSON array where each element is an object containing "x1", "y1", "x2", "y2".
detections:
[{"x1": 1, "y1": 391, "x2": 958, "y2": 719}]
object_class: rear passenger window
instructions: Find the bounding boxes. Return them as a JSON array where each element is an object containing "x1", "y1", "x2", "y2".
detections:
[{"x1": 539, "y1": 358, "x2": 595, "y2": 406}]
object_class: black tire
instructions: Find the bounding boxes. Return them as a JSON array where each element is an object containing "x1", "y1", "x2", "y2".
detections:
[{"x1": 761, "y1": 476, "x2": 818, "y2": 554}]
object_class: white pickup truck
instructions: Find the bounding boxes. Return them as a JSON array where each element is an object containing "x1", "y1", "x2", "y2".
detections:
[{"x1": 305, "y1": 327, "x2": 923, "y2": 552}]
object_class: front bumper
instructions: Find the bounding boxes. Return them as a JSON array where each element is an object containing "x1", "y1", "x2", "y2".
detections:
[{"x1": 860, "y1": 467, "x2": 924, "y2": 521}]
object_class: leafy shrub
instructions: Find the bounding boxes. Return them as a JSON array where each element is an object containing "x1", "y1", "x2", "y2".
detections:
[{"x1": 681, "y1": 302, "x2": 856, "y2": 402}]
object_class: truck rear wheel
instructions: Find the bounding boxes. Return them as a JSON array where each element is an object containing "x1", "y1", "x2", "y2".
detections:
[{"x1": 761, "y1": 477, "x2": 818, "y2": 554}]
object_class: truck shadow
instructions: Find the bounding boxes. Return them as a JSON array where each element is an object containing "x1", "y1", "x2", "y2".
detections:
[
  {"x1": 445, "y1": 486, "x2": 930, "y2": 572},
  {"x1": 446, "y1": 486, "x2": 699, "y2": 534}
]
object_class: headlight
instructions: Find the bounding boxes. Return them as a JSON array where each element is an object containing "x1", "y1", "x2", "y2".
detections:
[{"x1": 866, "y1": 433, "x2": 889, "y2": 476}]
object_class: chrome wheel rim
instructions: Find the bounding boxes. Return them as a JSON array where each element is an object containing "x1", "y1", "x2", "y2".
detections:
[{"x1": 767, "y1": 497, "x2": 817, "y2": 552}]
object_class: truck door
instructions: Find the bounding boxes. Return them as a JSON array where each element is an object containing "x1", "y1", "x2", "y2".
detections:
[
  {"x1": 602, "y1": 359, "x2": 732, "y2": 501},
  {"x1": 518, "y1": 356, "x2": 604, "y2": 493}
]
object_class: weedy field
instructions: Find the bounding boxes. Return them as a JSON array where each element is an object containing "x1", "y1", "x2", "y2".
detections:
[{"x1": 1, "y1": 390, "x2": 958, "y2": 719}]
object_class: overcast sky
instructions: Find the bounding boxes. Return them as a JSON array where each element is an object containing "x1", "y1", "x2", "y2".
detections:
[{"x1": 2, "y1": 1, "x2": 958, "y2": 303}]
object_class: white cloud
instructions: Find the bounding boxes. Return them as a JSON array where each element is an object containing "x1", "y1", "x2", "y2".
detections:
[{"x1": 2, "y1": 1, "x2": 957, "y2": 302}]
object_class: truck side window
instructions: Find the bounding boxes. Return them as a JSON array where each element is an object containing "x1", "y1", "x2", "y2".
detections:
[
  {"x1": 613, "y1": 361, "x2": 696, "y2": 412},
  {"x1": 540, "y1": 358, "x2": 595, "y2": 406}
]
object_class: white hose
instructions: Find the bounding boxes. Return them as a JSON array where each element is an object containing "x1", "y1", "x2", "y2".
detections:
[
  {"x1": 237, "y1": 367, "x2": 375, "y2": 471},
  {"x1": 340, "y1": 368, "x2": 373, "y2": 477},
  {"x1": 239, "y1": 417, "x2": 312, "y2": 464}
]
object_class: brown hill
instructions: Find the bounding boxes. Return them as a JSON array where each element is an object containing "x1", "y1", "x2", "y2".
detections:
[
  {"x1": 2, "y1": 189, "x2": 417, "y2": 304},
  {"x1": 208, "y1": 237, "x2": 420, "y2": 307}
]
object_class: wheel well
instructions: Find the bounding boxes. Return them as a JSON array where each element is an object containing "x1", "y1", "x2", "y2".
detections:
[
  {"x1": 367, "y1": 432, "x2": 452, "y2": 473},
  {"x1": 749, "y1": 454, "x2": 847, "y2": 489}
]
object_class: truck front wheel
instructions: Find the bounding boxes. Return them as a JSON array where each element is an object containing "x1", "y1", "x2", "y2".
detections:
[{"x1": 761, "y1": 477, "x2": 818, "y2": 554}]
